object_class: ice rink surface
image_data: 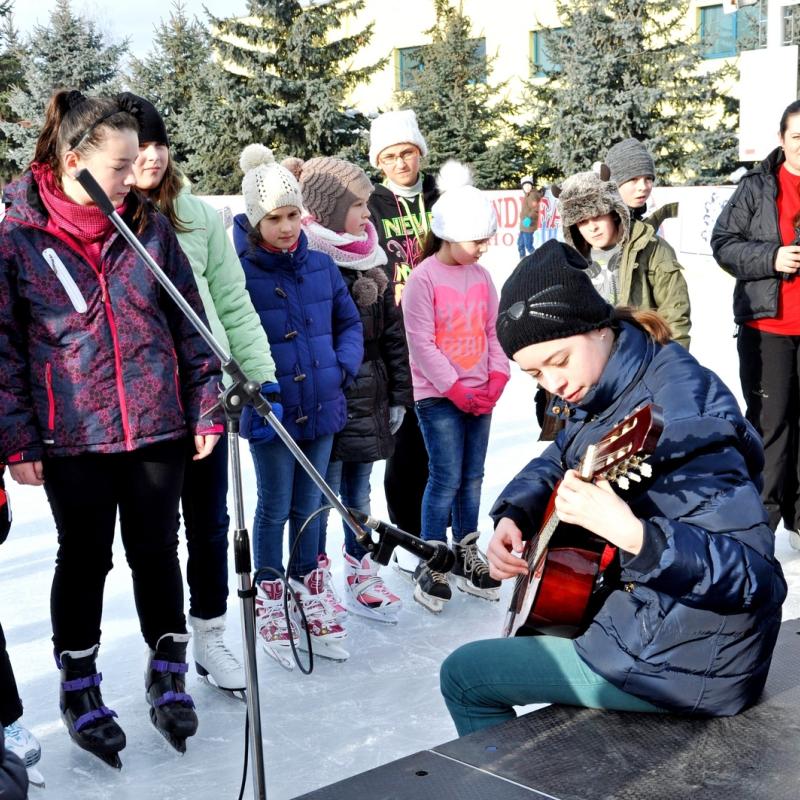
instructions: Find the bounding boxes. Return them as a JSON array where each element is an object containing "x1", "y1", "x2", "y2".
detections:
[{"x1": 3, "y1": 244, "x2": 800, "y2": 799}]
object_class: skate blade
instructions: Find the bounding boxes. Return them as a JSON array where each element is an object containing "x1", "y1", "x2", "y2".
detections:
[
  {"x1": 261, "y1": 640, "x2": 297, "y2": 671},
  {"x1": 298, "y1": 637, "x2": 350, "y2": 662},
  {"x1": 345, "y1": 599, "x2": 401, "y2": 625},
  {"x1": 63, "y1": 718, "x2": 124, "y2": 770},
  {"x1": 148, "y1": 708, "x2": 189, "y2": 755},
  {"x1": 390, "y1": 553, "x2": 417, "y2": 583},
  {"x1": 198, "y1": 674, "x2": 246, "y2": 702},
  {"x1": 454, "y1": 578, "x2": 500, "y2": 602},
  {"x1": 413, "y1": 584, "x2": 447, "y2": 613},
  {"x1": 27, "y1": 766, "x2": 46, "y2": 788}
]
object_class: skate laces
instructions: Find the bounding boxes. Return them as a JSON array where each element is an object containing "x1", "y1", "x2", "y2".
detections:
[
  {"x1": 429, "y1": 569, "x2": 449, "y2": 586},
  {"x1": 316, "y1": 558, "x2": 347, "y2": 617},
  {"x1": 3, "y1": 721, "x2": 41, "y2": 766},
  {"x1": 462, "y1": 541, "x2": 491, "y2": 578},
  {"x1": 202, "y1": 636, "x2": 240, "y2": 671}
]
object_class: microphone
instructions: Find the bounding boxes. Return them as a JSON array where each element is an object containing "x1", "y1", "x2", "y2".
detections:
[{"x1": 348, "y1": 509, "x2": 455, "y2": 572}]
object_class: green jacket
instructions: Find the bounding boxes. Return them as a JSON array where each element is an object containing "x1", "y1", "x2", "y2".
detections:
[
  {"x1": 174, "y1": 188, "x2": 276, "y2": 385},
  {"x1": 611, "y1": 219, "x2": 691, "y2": 349}
]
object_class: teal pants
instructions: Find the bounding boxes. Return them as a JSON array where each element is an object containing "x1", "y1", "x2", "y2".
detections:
[{"x1": 440, "y1": 635, "x2": 663, "y2": 736}]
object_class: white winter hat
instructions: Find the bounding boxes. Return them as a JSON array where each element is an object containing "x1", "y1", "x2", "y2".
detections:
[
  {"x1": 239, "y1": 143, "x2": 304, "y2": 227},
  {"x1": 430, "y1": 161, "x2": 498, "y2": 243},
  {"x1": 368, "y1": 109, "x2": 428, "y2": 168}
]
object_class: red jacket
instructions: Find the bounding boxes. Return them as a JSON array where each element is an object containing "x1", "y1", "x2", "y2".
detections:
[{"x1": 0, "y1": 171, "x2": 221, "y2": 462}]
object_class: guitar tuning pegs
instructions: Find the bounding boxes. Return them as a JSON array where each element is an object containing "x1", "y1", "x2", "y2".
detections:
[
  {"x1": 616, "y1": 475, "x2": 630, "y2": 491},
  {"x1": 627, "y1": 472, "x2": 642, "y2": 482},
  {"x1": 639, "y1": 463, "x2": 653, "y2": 477}
]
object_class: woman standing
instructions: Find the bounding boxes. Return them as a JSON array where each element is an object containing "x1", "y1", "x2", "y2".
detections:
[
  {"x1": 712, "y1": 100, "x2": 800, "y2": 550},
  {"x1": 0, "y1": 90, "x2": 220, "y2": 764},
  {"x1": 126, "y1": 93, "x2": 279, "y2": 695}
]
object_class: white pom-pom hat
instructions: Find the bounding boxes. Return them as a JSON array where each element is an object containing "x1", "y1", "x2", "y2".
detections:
[
  {"x1": 430, "y1": 159, "x2": 498, "y2": 243},
  {"x1": 369, "y1": 109, "x2": 428, "y2": 168},
  {"x1": 239, "y1": 143, "x2": 304, "y2": 226}
]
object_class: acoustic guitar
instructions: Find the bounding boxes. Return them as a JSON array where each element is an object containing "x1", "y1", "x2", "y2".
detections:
[{"x1": 502, "y1": 404, "x2": 663, "y2": 640}]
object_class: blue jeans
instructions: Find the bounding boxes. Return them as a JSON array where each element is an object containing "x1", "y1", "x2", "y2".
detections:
[
  {"x1": 517, "y1": 230, "x2": 534, "y2": 258},
  {"x1": 321, "y1": 460, "x2": 374, "y2": 561},
  {"x1": 415, "y1": 398, "x2": 491, "y2": 544},
  {"x1": 440, "y1": 635, "x2": 664, "y2": 736},
  {"x1": 250, "y1": 434, "x2": 333, "y2": 582}
]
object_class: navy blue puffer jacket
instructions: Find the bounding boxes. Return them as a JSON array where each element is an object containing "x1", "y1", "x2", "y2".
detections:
[
  {"x1": 491, "y1": 322, "x2": 787, "y2": 716},
  {"x1": 234, "y1": 217, "x2": 363, "y2": 441}
]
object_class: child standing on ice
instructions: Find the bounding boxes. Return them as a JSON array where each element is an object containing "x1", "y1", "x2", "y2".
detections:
[
  {"x1": 401, "y1": 162, "x2": 510, "y2": 613},
  {"x1": 289, "y1": 155, "x2": 413, "y2": 624},
  {"x1": 233, "y1": 145, "x2": 363, "y2": 664}
]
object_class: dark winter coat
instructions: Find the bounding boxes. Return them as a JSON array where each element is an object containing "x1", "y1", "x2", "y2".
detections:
[
  {"x1": 0, "y1": 726, "x2": 28, "y2": 800},
  {"x1": 711, "y1": 147, "x2": 785, "y2": 324},
  {"x1": 491, "y1": 322, "x2": 787, "y2": 716},
  {"x1": 367, "y1": 173, "x2": 439, "y2": 305},
  {"x1": 0, "y1": 171, "x2": 221, "y2": 463},
  {"x1": 332, "y1": 267, "x2": 412, "y2": 463},
  {"x1": 233, "y1": 217, "x2": 363, "y2": 441}
]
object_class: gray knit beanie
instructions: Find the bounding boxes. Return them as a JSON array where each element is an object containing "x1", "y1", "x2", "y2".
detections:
[
  {"x1": 298, "y1": 156, "x2": 374, "y2": 232},
  {"x1": 557, "y1": 171, "x2": 630, "y2": 256},
  {"x1": 604, "y1": 138, "x2": 655, "y2": 186},
  {"x1": 496, "y1": 240, "x2": 615, "y2": 359}
]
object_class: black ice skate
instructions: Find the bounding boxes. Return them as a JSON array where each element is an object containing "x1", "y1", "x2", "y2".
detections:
[
  {"x1": 58, "y1": 645, "x2": 126, "y2": 770},
  {"x1": 145, "y1": 633, "x2": 198, "y2": 754},
  {"x1": 452, "y1": 532, "x2": 501, "y2": 601},
  {"x1": 413, "y1": 562, "x2": 452, "y2": 613}
]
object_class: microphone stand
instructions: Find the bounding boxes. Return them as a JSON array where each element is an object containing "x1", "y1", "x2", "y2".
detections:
[{"x1": 75, "y1": 168, "x2": 448, "y2": 799}]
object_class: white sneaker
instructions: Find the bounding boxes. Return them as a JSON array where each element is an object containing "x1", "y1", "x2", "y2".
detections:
[
  {"x1": 188, "y1": 614, "x2": 246, "y2": 691},
  {"x1": 789, "y1": 530, "x2": 800, "y2": 552},
  {"x1": 316, "y1": 553, "x2": 348, "y2": 621},
  {"x1": 343, "y1": 548, "x2": 402, "y2": 623},
  {"x1": 3, "y1": 720, "x2": 41, "y2": 767}
]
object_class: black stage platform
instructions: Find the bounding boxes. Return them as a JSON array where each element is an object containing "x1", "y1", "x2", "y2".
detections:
[{"x1": 295, "y1": 618, "x2": 800, "y2": 799}]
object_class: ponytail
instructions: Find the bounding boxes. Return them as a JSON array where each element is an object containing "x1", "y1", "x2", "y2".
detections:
[
  {"x1": 32, "y1": 89, "x2": 139, "y2": 177},
  {"x1": 613, "y1": 307, "x2": 672, "y2": 345}
]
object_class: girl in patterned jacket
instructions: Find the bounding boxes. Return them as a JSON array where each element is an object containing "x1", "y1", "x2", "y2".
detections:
[
  {"x1": 0, "y1": 90, "x2": 222, "y2": 765},
  {"x1": 402, "y1": 161, "x2": 510, "y2": 613}
]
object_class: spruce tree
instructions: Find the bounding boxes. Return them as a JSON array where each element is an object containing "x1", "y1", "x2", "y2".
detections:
[
  {"x1": 0, "y1": 6, "x2": 25, "y2": 184},
  {"x1": 396, "y1": 0, "x2": 523, "y2": 188},
  {"x1": 1, "y1": 0, "x2": 128, "y2": 170},
  {"x1": 531, "y1": 0, "x2": 739, "y2": 185},
  {"x1": 128, "y1": 1, "x2": 214, "y2": 166},
  {"x1": 181, "y1": 0, "x2": 383, "y2": 193}
]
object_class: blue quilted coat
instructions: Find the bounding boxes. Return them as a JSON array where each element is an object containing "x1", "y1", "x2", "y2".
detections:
[
  {"x1": 234, "y1": 216, "x2": 363, "y2": 441},
  {"x1": 491, "y1": 322, "x2": 787, "y2": 716}
]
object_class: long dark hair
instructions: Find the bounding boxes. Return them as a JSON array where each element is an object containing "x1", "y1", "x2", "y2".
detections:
[
  {"x1": 780, "y1": 100, "x2": 800, "y2": 137},
  {"x1": 32, "y1": 89, "x2": 138, "y2": 179},
  {"x1": 136, "y1": 157, "x2": 189, "y2": 234},
  {"x1": 419, "y1": 230, "x2": 443, "y2": 261}
]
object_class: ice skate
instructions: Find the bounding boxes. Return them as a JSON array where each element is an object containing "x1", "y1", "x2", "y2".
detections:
[
  {"x1": 255, "y1": 578, "x2": 300, "y2": 671},
  {"x1": 390, "y1": 545, "x2": 418, "y2": 582},
  {"x1": 789, "y1": 530, "x2": 800, "y2": 551},
  {"x1": 343, "y1": 548, "x2": 401, "y2": 624},
  {"x1": 316, "y1": 553, "x2": 348, "y2": 622},
  {"x1": 188, "y1": 614, "x2": 246, "y2": 702},
  {"x1": 451, "y1": 532, "x2": 501, "y2": 601},
  {"x1": 145, "y1": 633, "x2": 198, "y2": 754},
  {"x1": 58, "y1": 645, "x2": 126, "y2": 770},
  {"x1": 413, "y1": 562, "x2": 452, "y2": 613},
  {"x1": 290, "y1": 568, "x2": 349, "y2": 662},
  {"x1": 5, "y1": 720, "x2": 44, "y2": 786}
]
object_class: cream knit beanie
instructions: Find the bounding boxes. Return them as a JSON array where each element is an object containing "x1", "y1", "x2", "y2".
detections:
[{"x1": 239, "y1": 144, "x2": 303, "y2": 227}]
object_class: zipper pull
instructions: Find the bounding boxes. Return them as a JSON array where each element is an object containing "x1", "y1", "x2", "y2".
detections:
[{"x1": 99, "y1": 274, "x2": 108, "y2": 303}]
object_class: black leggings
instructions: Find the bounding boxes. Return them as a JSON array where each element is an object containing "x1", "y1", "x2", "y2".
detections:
[
  {"x1": 0, "y1": 620, "x2": 23, "y2": 726},
  {"x1": 45, "y1": 439, "x2": 187, "y2": 652}
]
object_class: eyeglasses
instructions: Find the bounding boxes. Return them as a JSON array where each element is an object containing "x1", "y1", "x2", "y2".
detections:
[{"x1": 378, "y1": 148, "x2": 420, "y2": 167}]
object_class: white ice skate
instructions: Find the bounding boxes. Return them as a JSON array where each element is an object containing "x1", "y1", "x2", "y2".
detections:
[
  {"x1": 4, "y1": 721, "x2": 44, "y2": 787},
  {"x1": 789, "y1": 530, "x2": 800, "y2": 551},
  {"x1": 290, "y1": 568, "x2": 349, "y2": 662},
  {"x1": 189, "y1": 614, "x2": 246, "y2": 701},
  {"x1": 255, "y1": 579, "x2": 300, "y2": 671},
  {"x1": 343, "y1": 548, "x2": 402, "y2": 624},
  {"x1": 390, "y1": 546, "x2": 419, "y2": 582},
  {"x1": 412, "y1": 562, "x2": 451, "y2": 614},
  {"x1": 451, "y1": 532, "x2": 501, "y2": 602},
  {"x1": 316, "y1": 553, "x2": 348, "y2": 622}
]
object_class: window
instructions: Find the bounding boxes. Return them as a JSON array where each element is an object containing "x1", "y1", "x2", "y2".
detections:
[
  {"x1": 786, "y1": 5, "x2": 800, "y2": 46},
  {"x1": 700, "y1": 3, "x2": 766, "y2": 59},
  {"x1": 530, "y1": 29, "x2": 563, "y2": 78},
  {"x1": 395, "y1": 39, "x2": 487, "y2": 91}
]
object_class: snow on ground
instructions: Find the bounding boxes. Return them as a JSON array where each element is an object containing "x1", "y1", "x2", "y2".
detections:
[{"x1": 3, "y1": 244, "x2": 799, "y2": 799}]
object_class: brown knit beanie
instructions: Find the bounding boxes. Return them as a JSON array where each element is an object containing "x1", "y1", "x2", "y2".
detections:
[
  {"x1": 496, "y1": 240, "x2": 614, "y2": 359},
  {"x1": 298, "y1": 157, "x2": 374, "y2": 232}
]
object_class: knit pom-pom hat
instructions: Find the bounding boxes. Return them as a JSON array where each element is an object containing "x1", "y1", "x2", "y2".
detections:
[
  {"x1": 239, "y1": 143, "x2": 303, "y2": 227},
  {"x1": 297, "y1": 156, "x2": 374, "y2": 233},
  {"x1": 496, "y1": 239, "x2": 614, "y2": 359},
  {"x1": 430, "y1": 160, "x2": 498, "y2": 243}
]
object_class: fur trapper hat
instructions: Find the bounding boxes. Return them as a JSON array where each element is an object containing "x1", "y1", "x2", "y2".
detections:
[
  {"x1": 239, "y1": 144, "x2": 303, "y2": 227},
  {"x1": 557, "y1": 171, "x2": 630, "y2": 256},
  {"x1": 297, "y1": 156, "x2": 374, "y2": 233},
  {"x1": 430, "y1": 160, "x2": 498, "y2": 243}
]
